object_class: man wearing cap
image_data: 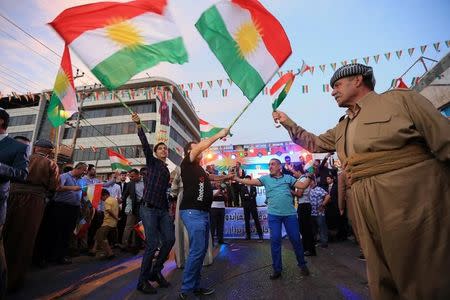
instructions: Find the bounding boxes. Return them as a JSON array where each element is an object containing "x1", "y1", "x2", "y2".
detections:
[
  {"x1": 0, "y1": 108, "x2": 29, "y2": 298},
  {"x1": 273, "y1": 64, "x2": 450, "y2": 299},
  {"x1": 3, "y1": 138, "x2": 59, "y2": 291}
]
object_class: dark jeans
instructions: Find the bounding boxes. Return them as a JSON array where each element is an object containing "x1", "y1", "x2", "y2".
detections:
[
  {"x1": 88, "y1": 210, "x2": 104, "y2": 248},
  {"x1": 50, "y1": 202, "x2": 80, "y2": 261},
  {"x1": 231, "y1": 184, "x2": 241, "y2": 207},
  {"x1": 138, "y1": 205, "x2": 175, "y2": 286},
  {"x1": 268, "y1": 214, "x2": 306, "y2": 273},
  {"x1": 180, "y1": 209, "x2": 209, "y2": 293},
  {"x1": 244, "y1": 205, "x2": 263, "y2": 239},
  {"x1": 298, "y1": 203, "x2": 315, "y2": 254},
  {"x1": 210, "y1": 208, "x2": 225, "y2": 243}
]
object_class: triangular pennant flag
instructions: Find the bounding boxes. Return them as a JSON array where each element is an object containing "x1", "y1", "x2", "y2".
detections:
[
  {"x1": 395, "y1": 78, "x2": 408, "y2": 89},
  {"x1": 420, "y1": 45, "x2": 427, "y2": 54},
  {"x1": 373, "y1": 54, "x2": 380, "y2": 64},
  {"x1": 227, "y1": 78, "x2": 233, "y2": 86},
  {"x1": 107, "y1": 148, "x2": 132, "y2": 171},
  {"x1": 202, "y1": 90, "x2": 208, "y2": 98},
  {"x1": 302, "y1": 85, "x2": 308, "y2": 94},
  {"x1": 396, "y1": 50, "x2": 402, "y2": 59},
  {"x1": 207, "y1": 80, "x2": 213, "y2": 88},
  {"x1": 351, "y1": 58, "x2": 358, "y2": 64},
  {"x1": 341, "y1": 60, "x2": 348, "y2": 66},
  {"x1": 363, "y1": 56, "x2": 370, "y2": 65},
  {"x1": 411, "y1": 77, "x2": 421, "y2": 86},
  {"x1": 433, "y1": 42, "x2": 440, "y2": 52},
  {"x1": 270, "y1": 72, "x2": 296, "y2": 110},
  {"x1": 188, "y1": 83, "x2": 193, "y2": 90},
  {"x1": 221, "y1": 89, "x2": 228, "y2": 97},
  {"x1": 182, "y1": 90, "x2": 189, "y2": 98},
  {"x1": 277, "y1": 71, "x2": 283, "y2": 77},
  {"x1": 217, "y1": 79, "x2": 223, "y2": 87},
  {"x1": 384, "y1": 52, "x2": 391, "y2": 61},
  {"x1": 299, "y1": 60, "x2": 312, "y2": 75},
  {"x1": 179, "y1": 83, "x2": 184, "y2": 90},
  {"x1": 390, "y1": 79, "x2": 397, "y2": 89},
  {"x1": 408, "y1": 48, "x2": 415, "y2": 56},
  {"x1": 446, "y1": 40, "x2": 450, "y2": 48},
  {"x1": 319, "y1": 64, "x2": 326, "y2": 73},
  {"x1": 197, "y1": 82, "x2": 203, "y2": 89},
  {"x1": 330, "y1": 63, "x2": 337, "y2": 71},
  {"x1": 322, "y1": 84, "x2": 330, "y2": 93},
  {"x1": 169, "y1": 86, "x2": 174, "y2": 93},
  {"x1": 309, "y1": 66, "x2": 315, "y2": 75}
]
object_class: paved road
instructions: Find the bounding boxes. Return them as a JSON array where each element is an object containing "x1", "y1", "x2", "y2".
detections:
[{"x1": 9, "y1": 239, "x2": 369, "y2": 300}]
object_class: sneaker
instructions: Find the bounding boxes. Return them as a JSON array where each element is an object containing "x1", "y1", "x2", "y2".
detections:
[
  {"x1": 269, "y1": 272, "x2": 282, "y2": 280},
  {"x1": 194, "y1": 287, "x2": 215, "y2": 296},
  {"x1": 150, "y1": 272, "x2": 170, "y2": 288},
  {"x1": 300, "y1": 266, "x2": 310, "y2": 276}
]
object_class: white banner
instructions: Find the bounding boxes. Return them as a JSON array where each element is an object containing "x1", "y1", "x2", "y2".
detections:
[
  {"x1": 155, "y1": 91, "x2": 172, "y2": 144},
  {"x1": 223, "y1": 207, "x2": 286, "y2": 239}
]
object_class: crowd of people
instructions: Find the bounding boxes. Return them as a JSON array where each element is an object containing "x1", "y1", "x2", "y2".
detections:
[{"x1": 0, "y1": 62, "x2": 448, "y2": 300}]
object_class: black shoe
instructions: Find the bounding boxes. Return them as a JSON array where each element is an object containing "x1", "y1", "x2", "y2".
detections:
[
  {"x1": 269, "y1": 272, "x2": 282, "y2": 280},
  {"x1": 194, "y1": 287, "x2": 215, "y2": 295},
  {"x1": 150, "y1": 272, "x2": 170, "y2": 287},
  {"x1": 137, "y1": 282, "x2": 157, "y2": 294},
  {"x1": 300, "y1": 266, "x2": 310, "y2": 276},
  {"x1": 57, "y1": 257, "x2": 72, "y2": 265},
  {"x1": 358, "y1": 253, "x2": 366, "y2": 261}
]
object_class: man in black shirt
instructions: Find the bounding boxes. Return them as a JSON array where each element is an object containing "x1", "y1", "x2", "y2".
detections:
[
  {"x1": 132, "y1": 113, "x2": 175, "y2": 295},
  {"x1": 178, "y1": 128, "x2": 233, "y2": 299},
  {"x1": 240, "y1": 176, "x2": 263, "y2": 240}
]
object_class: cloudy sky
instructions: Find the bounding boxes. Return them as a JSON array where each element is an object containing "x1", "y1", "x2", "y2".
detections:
[{"x1": 0, "y1": 0, "x2": 449, "y2": 145}]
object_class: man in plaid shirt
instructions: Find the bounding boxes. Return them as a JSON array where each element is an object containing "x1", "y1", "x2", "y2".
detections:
[
  {"x1": 309, "y1": 177, "x2": 331, "y2": 248},
  {"x1": 132, "y1": 113, "x2": 175, "y2": 295}
]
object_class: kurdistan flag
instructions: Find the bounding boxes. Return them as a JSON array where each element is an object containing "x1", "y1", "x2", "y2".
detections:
[
  {"x1": 48, "y1": 45, "x2": 78, "y2": 127},
  {"x1": 82, "y1": 183, "x2": 103, "y2": 209},
  {"x1": 196, "y1": 0, "x2": 291, "y2": 101},
  {"x1": 107, "y1": 148, "x2": 132, "y2": 171},
  {"x1": 200, "y1": 119, "x2": 225, "y2": 139},
  {"x1": 270, "y1": 72, "x2": 295, "y2": 111},
  {"x1": 50, "y1": 0, "x2": 188, "y2": 90}
]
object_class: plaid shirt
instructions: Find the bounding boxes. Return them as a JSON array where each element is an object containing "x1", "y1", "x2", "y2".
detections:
[{"x1": 138, "y1": 127, "x2": 170, "y2": 209}]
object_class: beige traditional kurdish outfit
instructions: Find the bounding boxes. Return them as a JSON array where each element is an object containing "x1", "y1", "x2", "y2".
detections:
[
  {"x1": 284, "y1": 90, "x2": 450, "y2": 300},
  {"x1": 171, "y1": 166, "x2": 213, "y2": 268}
]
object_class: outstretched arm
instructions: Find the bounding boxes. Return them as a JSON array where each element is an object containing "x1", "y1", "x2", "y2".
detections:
[
  {"x1": 189, "y1": 128, "x2": 229, "y2": 162},
  {"x1": 234, "y1": 176, "x2": 263, "y2": 187}
]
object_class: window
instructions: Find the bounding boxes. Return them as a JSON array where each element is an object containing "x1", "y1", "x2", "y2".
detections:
[{"x1": 9, "y1": 114, "x2": 36, "y2": 126}]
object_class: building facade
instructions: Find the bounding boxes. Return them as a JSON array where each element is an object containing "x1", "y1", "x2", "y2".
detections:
[{"x1": 1, "y1": 76, "x2": 199, "y2": 174}]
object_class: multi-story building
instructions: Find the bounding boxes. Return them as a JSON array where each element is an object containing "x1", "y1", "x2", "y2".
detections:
[{"x1": 1, "y1": 76, "x2": 199, "y2": 174}]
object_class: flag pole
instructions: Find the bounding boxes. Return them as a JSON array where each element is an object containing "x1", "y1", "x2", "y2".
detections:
[
  {"x1": 112, "y1": 90, "x2": 151, "y2": 133},
  {"x1": 227, "y1": 101, "x2": 252, "y2": 130}
]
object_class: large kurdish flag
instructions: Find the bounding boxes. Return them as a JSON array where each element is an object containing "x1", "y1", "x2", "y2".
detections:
[
  {"x1": 196, "y1": 0, "x2": 291, "y2": 101},
  {"x1": 200, "y1": 119, "x2": 225, "y2": 139},
  {"x1": 50, "y1": 0, "x2": 188, "y2": 90},
  {"x1": 107, "y1": 148, "x2": 132, "y2": 171},
  {"x1": 48, "y1": 45, "x2": 78, "y2": 127}
]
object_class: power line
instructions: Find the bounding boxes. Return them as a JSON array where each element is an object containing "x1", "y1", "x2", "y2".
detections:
[
  {"x1": 0, "y1": 69, "x2": 41, "y2": 91},
  {"x1": 0, "y1": 13, "x2": 100, "y2": 85},
  {"x1": 0, "y1": 74, "x2": 31, "y2": 92},
  {"x1": 0, "y1": 79, "x2": 26, "y2": 94},
  {"x1": 0, "y1": 28, "x2": 60, "y2": 67},
  {"x1": 0, "y1": 64, "x2": 47, "y2": 89}
]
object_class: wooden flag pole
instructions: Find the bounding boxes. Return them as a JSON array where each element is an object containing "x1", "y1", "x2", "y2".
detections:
[{"x1": 112, "y1": 90, "x2": 151, "y2": 133}]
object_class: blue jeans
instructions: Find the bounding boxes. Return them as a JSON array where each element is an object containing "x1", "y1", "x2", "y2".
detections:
[
  {"x1": 268, "y1": 214, "x2": 306, "y2": 273},
  {"x1": 180, "y1": 209, "x2": 209, "y2": 293},
  {"x1": 138, "y1": 206, "x2": 175, "y2": 286},
  {"x1": 313, "y1": 215, "x2": 328, "y2": 245}
]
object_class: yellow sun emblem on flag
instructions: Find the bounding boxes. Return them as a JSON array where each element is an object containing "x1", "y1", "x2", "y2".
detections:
[
  {"x1": 106, "y1": 18, "x2": 144, "y2": 49},
  {"x1": 234, "y1": 21, "x2": 262, "y2": 58}
]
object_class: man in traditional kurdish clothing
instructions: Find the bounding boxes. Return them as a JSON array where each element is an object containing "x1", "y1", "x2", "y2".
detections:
[
  {"x1": 273, "y1": 63, "x2": 450, "y2": 300},
  {"x1": 4, "y1": 139, "x2": 59, "y2": 291}
]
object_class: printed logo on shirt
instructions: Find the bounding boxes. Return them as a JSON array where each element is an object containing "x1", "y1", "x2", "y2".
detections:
[{"x1": 197, "y1": 176, "x2": 205, "y2": 201}]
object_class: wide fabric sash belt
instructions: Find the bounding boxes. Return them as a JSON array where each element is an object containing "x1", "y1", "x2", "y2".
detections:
[{"x1": 345, "y1": 144, "x2": 433, "y2": 184}]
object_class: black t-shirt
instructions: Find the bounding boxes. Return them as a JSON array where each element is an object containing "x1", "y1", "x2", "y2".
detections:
[{"x1": 179, "y1": 156, "x2": 213, "y2": 211}]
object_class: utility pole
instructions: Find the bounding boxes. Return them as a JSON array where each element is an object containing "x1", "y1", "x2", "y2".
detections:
[{"x1": 69, "y1": 70, "x2": 88, "y2": 161}]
